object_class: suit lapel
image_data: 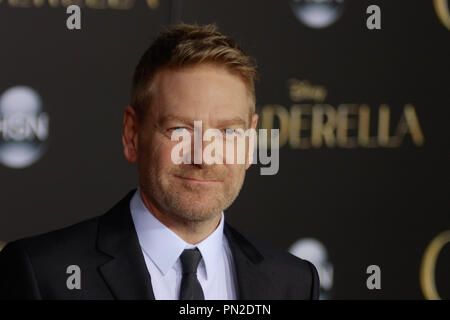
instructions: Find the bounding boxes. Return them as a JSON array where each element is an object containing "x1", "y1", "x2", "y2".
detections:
[
  {"x1": 97, "y1": 190, "x2": 155, "y2": 300},
  {"x1": 224, "y1": 223, "x2": 279, "y2": 300},
  {"x1": 95, "y1": 190, "x2": 278, "y2": 300}
]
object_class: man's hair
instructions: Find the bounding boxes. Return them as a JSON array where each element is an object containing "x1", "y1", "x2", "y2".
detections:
[{"x1": 130, "y1": 23, "x2": 258, "y2": 120}]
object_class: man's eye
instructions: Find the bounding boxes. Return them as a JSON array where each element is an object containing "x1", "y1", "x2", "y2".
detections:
[
  {"x1": 171, "y1": 127, "x2": 188, "y2": 132},
  {"x1": 224, "y1": 128, "x2": 237, "y2": 135}
]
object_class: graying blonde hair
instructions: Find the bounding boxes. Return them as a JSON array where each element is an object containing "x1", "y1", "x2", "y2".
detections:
[{"x1": 131, "y1": 23, "x2": 258, "y2": 119}]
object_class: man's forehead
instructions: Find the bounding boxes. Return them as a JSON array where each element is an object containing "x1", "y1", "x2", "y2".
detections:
[{"x1": 146, "y1": 65, "x2": 254, "y2": 127}]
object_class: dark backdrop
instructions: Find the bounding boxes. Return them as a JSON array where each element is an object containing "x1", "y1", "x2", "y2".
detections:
[{"x1": 0, "y1": 0, "x2": 448, "y2": 299}]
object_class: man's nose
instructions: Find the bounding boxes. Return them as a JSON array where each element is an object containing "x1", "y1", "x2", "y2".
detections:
[{"x1": 190, "y1": 128, "x2": 224, "y2": 168}]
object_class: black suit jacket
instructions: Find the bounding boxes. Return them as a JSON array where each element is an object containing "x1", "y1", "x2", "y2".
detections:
[{"x1": 0, "y1": 190, "x2": 319, "y2": 300}]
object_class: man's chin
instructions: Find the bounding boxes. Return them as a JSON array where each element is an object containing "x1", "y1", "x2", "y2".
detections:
[
  {"x1": 170, "y1": 207, "x2": 222, "y2": 223},
  {"x1": 169, "y1": 198, "x2": 225, "y2": 221}
]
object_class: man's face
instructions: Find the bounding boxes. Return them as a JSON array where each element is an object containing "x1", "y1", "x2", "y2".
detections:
[{"x1": 124, "y1": 63, "x2": 258, "y2": 223}]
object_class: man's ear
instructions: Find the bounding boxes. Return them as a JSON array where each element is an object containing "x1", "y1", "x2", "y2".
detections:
[
  {"x1": 122, "y1": 106, "x2": 139, "y2": 163},
  {"x1": 245, "y1": 113, "x2": 259, "y2": 170}
]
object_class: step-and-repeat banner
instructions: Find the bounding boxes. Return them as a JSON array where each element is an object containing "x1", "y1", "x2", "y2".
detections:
[{"x1": 0, "y1": 0, "x2": 448, "y2": 299}]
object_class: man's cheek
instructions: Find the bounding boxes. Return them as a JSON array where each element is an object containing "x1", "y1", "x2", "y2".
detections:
[
  {"x1": 147, "y1": 138, "x2": 168, "y2": 161},
  {"x1": 162, "y1": 144, "x2": 179, "y2": 166}
]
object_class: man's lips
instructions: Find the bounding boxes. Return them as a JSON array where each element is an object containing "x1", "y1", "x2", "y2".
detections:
[{"x1": 175, "y1": 175, "x2": 222, "y2": 183}]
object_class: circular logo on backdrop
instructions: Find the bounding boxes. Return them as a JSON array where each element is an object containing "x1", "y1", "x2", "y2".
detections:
[
  {"x1": 289, "y1": 0, "x2": 346, "y2": 29},
  {"x1": 420, "y1": 230, "x2": 450, "y2": 300},
  {"x1": 434, "y1": 0, "x2": 450, "y2": 30},
  {"x1": 288, "y1": 238, "x2": 334, "y2": 299},
  {"x1": 0, "y1": 86, "x2": 49, "y2": 168}
]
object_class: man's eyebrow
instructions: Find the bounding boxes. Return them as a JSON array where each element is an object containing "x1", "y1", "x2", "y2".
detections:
[
  {"x1": 159, "y1": 115, "x2": 248, "y2": 127},
  {"x1": 214, "y1": 117, "x2": 247, "y2": 128},
  {"x1": 158, "y1": 115, "x2": 195, "y2": 126}
]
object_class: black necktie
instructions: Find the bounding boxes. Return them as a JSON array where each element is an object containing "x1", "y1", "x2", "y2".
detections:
[{"x1": 179, "y1": 248, "x2": 205, "y2": 300}]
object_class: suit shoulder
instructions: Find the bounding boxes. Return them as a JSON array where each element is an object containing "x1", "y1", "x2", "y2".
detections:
[
  {"x1": 250, "y1": 232, "x2": 313, "y2": 269},
  {"x1": 226, "y1": 225, "x2": 320, "y2": 299},
  {"x1": 7, "y1": 215, "x2": 101, "y2": 259},
  {"x1": 226, "y1": 224, "x2": 315, "y2": 272}
]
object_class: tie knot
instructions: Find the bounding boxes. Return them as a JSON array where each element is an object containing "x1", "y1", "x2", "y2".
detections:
[{"x1": 180, "y1": 248, "x2": 202, "y2": 275}]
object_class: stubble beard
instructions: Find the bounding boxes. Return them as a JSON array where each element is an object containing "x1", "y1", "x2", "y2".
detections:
[{"x1": 140, "y1": 165, "x2": 246, "y2": 225}]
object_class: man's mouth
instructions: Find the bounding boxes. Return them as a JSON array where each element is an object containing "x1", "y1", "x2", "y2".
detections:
[{"x1": 175, "y1": 175, "x2": 222, "y2": 183}]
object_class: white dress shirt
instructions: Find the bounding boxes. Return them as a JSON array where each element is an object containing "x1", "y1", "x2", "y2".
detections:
[{"x1": 129, "y1": 189, "x2": 237, "y2": 300}]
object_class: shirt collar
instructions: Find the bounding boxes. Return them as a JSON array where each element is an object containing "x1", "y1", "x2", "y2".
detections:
[{"x1": 129, "y1": 188, "x2": 224, "y2": 280}]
